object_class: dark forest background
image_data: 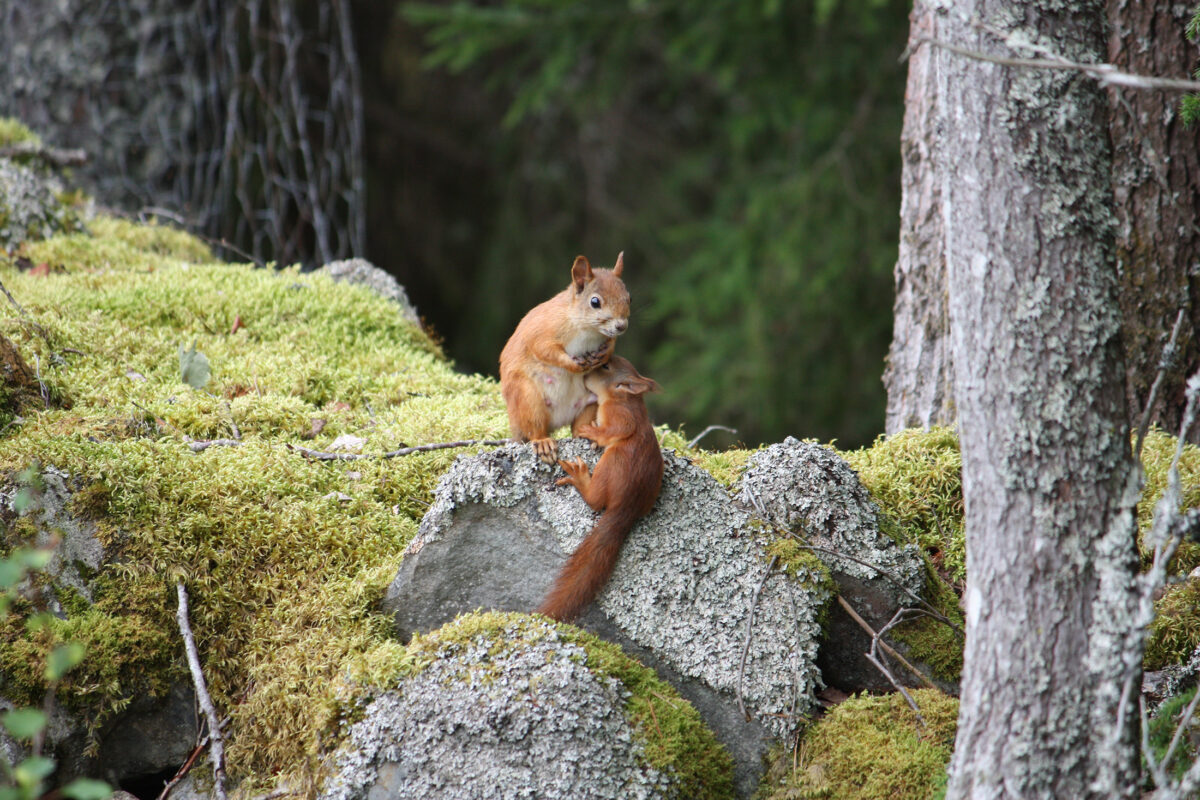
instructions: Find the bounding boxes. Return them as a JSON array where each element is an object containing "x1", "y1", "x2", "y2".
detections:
[
  {"x1": 1, "y1": 0, "x2": 913, "y2": 448},
  {"x1": 359, "y1": 1, "x2": 910, "y2": 449}
]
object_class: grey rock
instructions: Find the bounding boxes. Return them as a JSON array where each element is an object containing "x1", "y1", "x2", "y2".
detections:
[
  {"x1": 0, "y1": 157, "x2": 82, "y2": 249},
  {"x1": 385, "y1": 439, "x2": 832, "y2": 797},
  {"x1": 6, "y1": 467, "x2": 104, "y2": 606},
  {"x1": 320, "y1": 259, "x2": 420, "y2": 326},
  {"x1": 321, "y1": 618, "x2": 678, "y2": 800},
  {"x1": 96, "y1": 681, "x2": 198, "y2": 784},
  {"x1": 737, "y1": 438, "x2": 928, "y2": 692}
]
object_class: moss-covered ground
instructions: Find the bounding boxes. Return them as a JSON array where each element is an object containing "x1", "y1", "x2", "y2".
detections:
[
  {"x1": 758, "y1": 689, "x2": 958, "y2": 800},
  {"x1": 0, "y1": 215, "x2": 508, "y2": 787}
]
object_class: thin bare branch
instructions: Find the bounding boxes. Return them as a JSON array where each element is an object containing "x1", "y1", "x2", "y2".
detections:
[
  {"x1": 736, "y1": 555, "x2": 777, "y2": 722},
  {"x1": 836, "y1": 595, "x2": 938, "y2": 691},
  {"x1": 0, "y1": 142, "x2": 89, "y2": 167},
  {"x1": 175, "y1": 582, "x2": 228, "y2": 800},
  {"x1": 289, "y1": 438, "x2": 510, "y2": 462},
  {"x1": 1136, "y1": 309, "x2": 1188, "y2": 460},
  {"x1": 909, "y1": 36, "x2": 1200, "y2": 93},
  {"x1": 189, "y1": 439, "x2": 242, "y2": 453},
  {"x1": 686, "y1": 425, "x2": 737, "y2": 449}
]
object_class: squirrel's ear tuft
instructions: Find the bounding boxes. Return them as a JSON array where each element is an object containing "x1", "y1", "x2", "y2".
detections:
[
  {"x1": 571, "y1": 255, "x2": 593, "y2": 292},
  {"x1": 613, "y1": 251, "x2": 625, "y2": 277}
]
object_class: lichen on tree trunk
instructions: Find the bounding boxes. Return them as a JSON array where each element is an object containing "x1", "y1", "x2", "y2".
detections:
[
  {"x1": 887, "y1": 1, "x2": 1200, "y2": 442},
  {"x1": 936, "y1": 1, "x2": 1141, "y2": 797}
]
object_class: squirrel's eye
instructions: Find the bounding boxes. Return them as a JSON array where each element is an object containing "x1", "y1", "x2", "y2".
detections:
[{"x1": 590, "y1": 296, "x2": 602, "y2": 309}]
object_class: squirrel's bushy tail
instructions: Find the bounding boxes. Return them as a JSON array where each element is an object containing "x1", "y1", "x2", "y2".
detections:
[{"x1": 537, "y1": 505, "x2": 638, "y2": 622}]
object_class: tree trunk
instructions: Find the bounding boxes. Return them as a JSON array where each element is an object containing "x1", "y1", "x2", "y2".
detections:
[
  {"x1": 886, "y1": 2, "x2": 1200, "y2": 441},
  {"x1": 1107, "y1": 1, "x2": 1200, "y2": 443},
  {"x1": 936, "y1": 2, "x2": 1141, "y2": 798},
  {"x1": 883, "y1": 0, "x2": 953, "y2": 434}
]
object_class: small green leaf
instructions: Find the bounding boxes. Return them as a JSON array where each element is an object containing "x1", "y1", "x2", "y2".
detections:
[
  {"x1": 0, "y1": 557, "x2": 24, "y2": 589},
  {"x1": 2, "y1": 708, "x2": 47, "y2": 741},
  {"x1": 61, "y1": 778, "x2": 113, "y2": 800},
  {"x1": 13, "y1": 755, "x2": 54, "y2": 786},
  {"x1": 179, "y1": 340, "x2": 211, "y2": 389},
  {"x1": 46, "y1": 642, "x2": 85, "y2": 681},
  {"x1": 18, "y1": 549, "x2": 52, "y2": 571}
]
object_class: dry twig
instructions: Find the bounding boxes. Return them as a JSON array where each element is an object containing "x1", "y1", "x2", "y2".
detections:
[
  {"x1": 686, "y1": 425, "x2": 737, "y2": 449},
  {"x1": 736, "y1": 555, "x2": 777, "y2": 722},
  {"x1": 906, "y1": 36, "x2": 1200, "y2": 93},
  {"x1": 288, "y1": 438, "x2": 509, "y2": 462},
  {"x1": 175, "y1": 582, "x2": 228, "y2": 800},
  {"x1": 836, "y1": 595, "x2": 938, "y2": 691}
]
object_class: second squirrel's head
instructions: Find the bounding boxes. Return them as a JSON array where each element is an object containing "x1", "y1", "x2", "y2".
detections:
[
  {"x1": 584, "y1": 355, "x2": 660, "y2": 399},
  {"x1": 569, "y1": 253, "x2": 630, "y2": 338}
]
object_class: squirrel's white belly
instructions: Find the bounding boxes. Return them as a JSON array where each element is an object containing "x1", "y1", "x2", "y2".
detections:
[{"x1": 538, "y1": 366, "x2": 593, "y2": 430}]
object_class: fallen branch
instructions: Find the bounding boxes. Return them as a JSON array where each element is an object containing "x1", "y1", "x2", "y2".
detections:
[
  {"x1": 288, "y1": 438, "x2": 509, "y2": 462},
  {"x1": 175, "y1": 582, "x2": 228, "y2": 800},
  {"x1": 907, "y1": 36, "x2": 1200, "y2": 93},
  {"x1": 866, "y1": 607, "x2": 925, "y2": 725},
  {"x1": 686, "y1": 425, "x2": 738, "y2": 449},
  {"x1": 736, "y1": 555, "x2": 777, "y2": 722},
  {"x1": 189, "y1": 439, "x2": 242, "y2": 453},
  {"x1": 836, "y1": 595, "x2": 938, "y2": 691},
  {"x1": 0, "y1": 142, "x2": 89, "y2": 167}
]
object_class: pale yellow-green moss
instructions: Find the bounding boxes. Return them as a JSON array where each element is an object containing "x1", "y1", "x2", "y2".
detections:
[
  {"x1": 0, "y1": 118, "x2": 41, "y2": 149},
  {"x1": 759, "y1": 689, "x2": 958, "y2": 800},
  {"x1": 0, "y1": 213, "x2": 509, "y2": 790}
]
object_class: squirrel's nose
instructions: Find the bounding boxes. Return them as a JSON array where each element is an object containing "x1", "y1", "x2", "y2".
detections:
[{"x1": 614, "y1": 320, "x2": 627, "y2": 333}]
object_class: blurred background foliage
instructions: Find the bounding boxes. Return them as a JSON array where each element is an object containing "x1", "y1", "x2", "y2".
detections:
[{"x1": 355, "y1": 0, "x2": 909, "y2": 448}]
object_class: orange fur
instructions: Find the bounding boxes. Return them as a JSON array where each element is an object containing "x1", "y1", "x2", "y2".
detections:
[
  {"x1": 537, "y1": 356, "x2": 663, "y2": 622},
  {"x1": 499, "y1": 253, "x2": 630, "y2": 463}
]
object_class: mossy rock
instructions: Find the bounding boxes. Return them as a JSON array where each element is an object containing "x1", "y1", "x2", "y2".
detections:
[
  {"x1": 759, "y1": 689, "x2": 958, "y2": 800},
  {"x1": 0, "y1": 156, "x2": 86, "y2": 250},
  {"x1": 323, "y1": 611, "x2": 735, "y2": 800}
]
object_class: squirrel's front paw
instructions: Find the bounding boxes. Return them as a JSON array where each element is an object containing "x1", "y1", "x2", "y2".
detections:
[
  {"x1": 573, "y1": 347, "x2": 610, "y2": 370},
  {"x1": 532, "y1": 438, "x2": 558, "y2": 464},
  {"x1": 555, "y1": 457, "x2": 588, "y2": 486}
]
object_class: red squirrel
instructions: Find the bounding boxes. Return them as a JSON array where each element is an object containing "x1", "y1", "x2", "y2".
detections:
[
  {"x1": 499, "y1": 253, "x2": 630, "y2": 463},
  {"x1": 537, "y1": 356, "x2": 664, "y2": 622}
]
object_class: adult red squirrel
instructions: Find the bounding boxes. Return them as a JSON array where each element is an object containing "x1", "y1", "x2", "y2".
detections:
[
  {"x1": 537, "y1": 356, "x2": 663, "y2": 622},
  {"x1": 499, "y1": 253, "x2": 630, "y2": 463}
]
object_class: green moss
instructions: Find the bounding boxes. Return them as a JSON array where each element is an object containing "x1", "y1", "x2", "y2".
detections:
[
  {"x1": 0, "y1": 119, "x2": 41, "y2": 149},
  {"x1": 1145, "y1": 578, "x2": 1200, "y2": 671},
  {"x1": 1146, "y1": 686, "x2": 1198, "y2": 780},
  {"x1": 888, "y1": 563, "x2": 965, "y2": 684},
  {"x1": 0, "y1": 211, "x2": 510, "y2": 790},
  {"x1": 841, "y1": 428, "x2": 964, "y2": 583},
  {"x1": 760, "y1": 689, "x2": 958, "y2": 800},
  {"x1": 766, "y1": 537, "x2": 836, "y2": 599},
  {"x1": 1138, "y1": 428, "x2": 1200, "y2": 573}
]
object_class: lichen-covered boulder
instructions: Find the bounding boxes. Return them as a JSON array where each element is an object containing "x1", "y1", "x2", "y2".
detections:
[
  {"x1": 321, "y1": 612, "x2": 735, "y2": 800},
  {"x1": 0, "y1": 157, "x2": 84, "y2": 250},
  {"x1": 737, "y1": 438, "x2": 928, "y2": 692},
  {"x1": 385, "y1": 439, "x2": 838, "y2": 796}
]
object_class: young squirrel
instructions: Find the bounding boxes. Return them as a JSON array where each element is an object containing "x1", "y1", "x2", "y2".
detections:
[
  {"x1": 537, "y1": 356, "x2": 663, "y2": 622},
  {"x1": 499, "y1": 253, "x2": 631, "y2": 464}
]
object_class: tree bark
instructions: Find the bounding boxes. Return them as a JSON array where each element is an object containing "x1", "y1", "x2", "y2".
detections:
[
  {"x1": 887, "y1": 2, "x2": 1200, "y2": 442},
  {"x1": 883, "y1": 0, "x2": 953, "y2": 434},
  {"x1": 1107, "y1": 1, "x2": 1200, "y2": 443},
  {"x1": 936, "y1": 2, "x2": 1140, "y2": 798}
]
